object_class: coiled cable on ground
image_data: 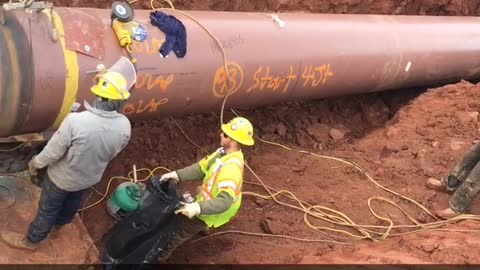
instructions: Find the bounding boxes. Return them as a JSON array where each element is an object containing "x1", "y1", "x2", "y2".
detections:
[{"x1": 81, "y1": 0, "x2": 480, "y2": 244}]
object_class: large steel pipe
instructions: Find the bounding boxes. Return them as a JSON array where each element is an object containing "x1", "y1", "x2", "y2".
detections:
[{"x1": 1, "y1": 7, "x2": 480, "y2": 137}]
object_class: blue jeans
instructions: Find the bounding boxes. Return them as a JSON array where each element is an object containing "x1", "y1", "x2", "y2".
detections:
[{"x1": 27, "y1": 173, "x2": 86, "y2": 243}]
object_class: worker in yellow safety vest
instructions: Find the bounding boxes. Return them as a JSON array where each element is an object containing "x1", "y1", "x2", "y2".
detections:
[{"x1": 156, "y1": 116, "x2": 254, "y2": 262}]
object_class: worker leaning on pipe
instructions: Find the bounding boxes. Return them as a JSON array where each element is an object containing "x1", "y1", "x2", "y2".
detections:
[
  {"x1": 156, "y1": 116, "x2": 255, "y2": 262},
  {"x1": 427, "y1": 141, "x2": 480, "y2": 219},
  {"x1": 0, "y1": 57, "x2": 136, "y2": 250}
]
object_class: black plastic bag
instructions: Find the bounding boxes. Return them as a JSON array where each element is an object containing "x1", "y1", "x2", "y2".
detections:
[{"x1": 103, "y1": 177, "x2": 182, "y2": 265}]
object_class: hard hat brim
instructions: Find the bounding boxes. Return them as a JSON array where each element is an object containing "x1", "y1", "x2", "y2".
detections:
[
  {"x1": 221, "y1": 123, "x2": 255, "y2": 146},
  {"x1": 90, "y1": 85, "x2": 131, "y2": 100}
]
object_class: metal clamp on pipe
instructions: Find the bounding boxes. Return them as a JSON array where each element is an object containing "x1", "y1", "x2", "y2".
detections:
[
  {"x1": 3, "y1": 0, "x2": 52, "y2": 11},
  {"x1": 2, "y1": 1, "x2": 57, "y2": 41}
]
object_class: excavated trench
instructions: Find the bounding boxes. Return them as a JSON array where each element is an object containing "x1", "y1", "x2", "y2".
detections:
[{"x1": 38, "y1": 0, "x2": 480, "y2": 264}]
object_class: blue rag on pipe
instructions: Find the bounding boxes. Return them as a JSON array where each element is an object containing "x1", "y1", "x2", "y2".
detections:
[{"x1": 149, "y1": 11, "x2": 187, "y2": 58}]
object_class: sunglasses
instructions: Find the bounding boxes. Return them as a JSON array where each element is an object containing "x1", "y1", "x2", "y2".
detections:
[{"x1": 221, "y1": 132, "x2": 231, "y2": 139}]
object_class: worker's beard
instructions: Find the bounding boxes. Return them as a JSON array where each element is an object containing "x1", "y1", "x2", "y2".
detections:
[
  {"x1": 221, "y1": 140, "x2": 240, "y2": 153},
  {"x1": 220, "y1": 137, "x2": 231, "y2": 149},
  {"x1": 93, "y1": 97, "x2": 125, "y2": 112}
]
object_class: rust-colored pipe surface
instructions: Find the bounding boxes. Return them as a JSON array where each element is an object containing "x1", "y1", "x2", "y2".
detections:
[{"x1": 1, "y1": 7, "x2": 480, "y2": 137}]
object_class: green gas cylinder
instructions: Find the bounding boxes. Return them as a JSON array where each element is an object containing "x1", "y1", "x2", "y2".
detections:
[{"x1": 107, "y1": 181, "x2": 142, "y2": 220}]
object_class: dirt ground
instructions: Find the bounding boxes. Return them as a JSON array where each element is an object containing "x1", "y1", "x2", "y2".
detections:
[
  {"x1": 63, "y1": 0, "x2": 480, "y2": 264},
  {"x1": 0, "y1": 176, "x2": 99, "y2": 264}
]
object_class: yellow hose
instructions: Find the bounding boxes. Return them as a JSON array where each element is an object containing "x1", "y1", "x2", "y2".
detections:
[
  {"x1": 81, "y1": 0, "x2": 480, "y2": 244},
  {"x1": 79, "y1": 166, "x2": 170, "y2": 211}
]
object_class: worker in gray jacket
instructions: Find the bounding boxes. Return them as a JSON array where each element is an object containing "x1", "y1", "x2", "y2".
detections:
[{"x1": 0, "y1": 57, "x2": 136, "y2": 250}]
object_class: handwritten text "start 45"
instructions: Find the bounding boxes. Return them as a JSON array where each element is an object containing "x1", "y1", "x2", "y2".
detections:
[
  {"x1": 246, "y1": 65, "x2": 296, "y2": 94},
  {"x1": 245, "y1": 64, "x2": 334, "y2": 94}
]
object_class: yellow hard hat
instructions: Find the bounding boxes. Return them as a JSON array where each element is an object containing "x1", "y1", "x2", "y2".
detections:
[
  {"x1": 221, "y1": 117, "x2": 255, "y2": 146},
  {"x1": 90, "y1": 71, "x2": 131, "y2": 100}
]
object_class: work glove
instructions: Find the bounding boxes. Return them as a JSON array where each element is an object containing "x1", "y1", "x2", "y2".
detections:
[
  {"x1": 158, "y1": 171, "x2": 179, "y2": 183},
  {"x1": 175, "y1": 202, "x2": 201, "y2": 219},
  {"x1": 27, "y1": 158, "x2": 38, "y2": 178}
]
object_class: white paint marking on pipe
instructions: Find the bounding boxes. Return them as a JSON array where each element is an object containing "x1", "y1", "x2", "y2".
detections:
[
  {"x1": 405, "y1": 61, "x2": 412, "y2": 72},
  {"x1": 271, "y1": 15, "x2": 286, "y2": 28}
]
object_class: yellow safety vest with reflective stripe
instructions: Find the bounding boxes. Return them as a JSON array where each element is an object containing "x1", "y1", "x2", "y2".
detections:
[{"x1": 196, "y1": 148, "x2": 244, "y2": 228}]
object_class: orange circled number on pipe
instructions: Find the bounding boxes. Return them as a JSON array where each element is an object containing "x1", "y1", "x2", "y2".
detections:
[{"x1": 212, "y1": 62, "x2": 244, "y2": 98}]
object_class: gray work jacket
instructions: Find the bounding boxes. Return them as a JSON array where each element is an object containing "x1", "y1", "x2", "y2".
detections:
[{"x1": 34, "y1": 101, "x2": 131, "y2": 191}]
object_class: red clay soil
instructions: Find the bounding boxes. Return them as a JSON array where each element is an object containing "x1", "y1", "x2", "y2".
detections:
[
  {"x1": 81, "y1": 81, "x2": 480, "y2": 264},
  {"x1": 59, "y1": 0, "x2": 480, "y2": 264},
  {"x1": 0, "y1": 176, "x2": 99, "y2": 264}
]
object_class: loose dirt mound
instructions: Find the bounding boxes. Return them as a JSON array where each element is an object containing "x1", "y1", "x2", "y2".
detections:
[{"x1": 165, "y1": 82, "x2": 480, "y2": 264}]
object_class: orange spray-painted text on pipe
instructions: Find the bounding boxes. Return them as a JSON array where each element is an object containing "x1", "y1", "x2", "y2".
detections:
[
  {"x1": 131, "y1": 38, "x2": 166, "y2": 55},
  {"x1": 122, "y1": 71, "x2": 174, "y2": 115},
  {"x1": 301, "y1": 64, "x2": 334, "y2": 88},
  {"x1": 123, "y1": 98, "x2": 169, "y2": 115},
  {"x1": 211, "y1": 62, "x2": 334, "y2": 97},
  {"x1": 246, "y1": 65, "x2": 297, "y2": 93},
  {"x1": 212, "y1": 63, "x2": 244, "y2": 97}
]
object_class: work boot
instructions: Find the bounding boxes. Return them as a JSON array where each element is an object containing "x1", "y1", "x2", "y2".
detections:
[
  {"x1": 426, "y1": 178, "x2": 446, "y2": 192},
  {"x1": 434, "y1": 207, "x2": 460, "y2": 220},
  {"x1": 0, "y1": 231, "x2": 38, "y2": 250},
  {"x1": 48, "y1": 225, "x2": 64, "y2": 240}
]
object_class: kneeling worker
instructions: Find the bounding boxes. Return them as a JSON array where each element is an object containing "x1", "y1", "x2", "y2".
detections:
[
  {"x1": 427, "y1": 142, "x2": 480, "y2": 219},
  {"x1": 156, "y1": 116, "x2": 255, "y2": 261}
]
